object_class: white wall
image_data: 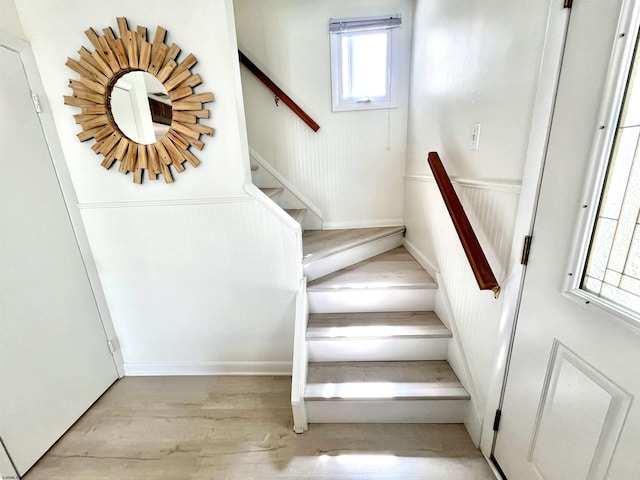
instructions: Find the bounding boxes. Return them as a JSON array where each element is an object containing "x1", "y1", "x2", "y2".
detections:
[
  {"x1": 0, "y1": 0, "x2": 25, "y2": 40},
  {"x1": 16, "y1": 0, "x2": 247, "y2": 203},
  {"x1": 404, "y1": 0, "x2": 551, "y2": 431},
  {"x1": 234, "y1": 0, "x2": 413, "y2": 228},
  {"x1": 406, "y1": 0, "x2": 549, "y2": 181},
  {"x1": 15, "y1": 0, "x2": 300, "y2": 374}
]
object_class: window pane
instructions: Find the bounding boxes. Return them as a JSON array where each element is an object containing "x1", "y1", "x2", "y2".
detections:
[
  {"x1": 624, "y1": 224, "x2": 640, "y2": 278},
  {"x1": 341, "y1": 32, "x2": 388, "y2": 99},
  {"x1": 620, "y1": 48, "x2": 640, "y2": 127},
  {"x1": 600, "y1": 127, "x2": 639, "y2": 219},
  {"x1": 584, "y1": 217, "x2": 616, "y2": 281}
]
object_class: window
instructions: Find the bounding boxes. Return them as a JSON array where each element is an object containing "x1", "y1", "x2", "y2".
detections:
[
  {"x1": 566, "y1": 14, "x2": 640, "y2": 325},
  {"x1": 329, "y1": 15, "x2": 401, "y2": 112},
  {"x1": 582, "y1": 30, "x2": 640, "y2": 316}
]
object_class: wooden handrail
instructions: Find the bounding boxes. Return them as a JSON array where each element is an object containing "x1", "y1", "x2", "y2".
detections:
[
  {"x1": 238, "y1": 50, "x2": 320, "y2": 132},
  {"x1": 427, "y1": 152, "x2": 501, "y2": 298}
]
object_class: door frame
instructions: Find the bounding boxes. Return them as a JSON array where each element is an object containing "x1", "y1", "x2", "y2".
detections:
[
  {"x1": 479, "y1": 0, "x2": 572, "y2": 458},
  {"x1": 0, "y1": 31, "x2": 125, "y2": 377}
]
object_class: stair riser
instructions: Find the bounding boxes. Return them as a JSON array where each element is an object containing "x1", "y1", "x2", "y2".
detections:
[
  {"x1": 306, "y1": 399, "x2": 467, "y2": 423},
  {"x1": 308, "y1": 288, "x2": 435, "y2": 313},
  {"x1": 261, "y1": 188, "x2": 283, "y2": 201},
  {"x1": 304, "y1": 232, "x2": 404, "y2": 281},
  {"x1": 307, "y1": 338, "x2": 449, "y2": 362}
]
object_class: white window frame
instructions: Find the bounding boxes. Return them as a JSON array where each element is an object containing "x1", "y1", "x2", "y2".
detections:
[
  {"x1": 329, "y1": 14, "x2": 401, "y2": 112},
  {"x1": 564, "y1": 0, "x2": 640, "y2": 331}
]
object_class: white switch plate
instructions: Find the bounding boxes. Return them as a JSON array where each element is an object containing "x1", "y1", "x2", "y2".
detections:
[{"x1": 470, "y1": 123, "x2": 481, "y2": 150}]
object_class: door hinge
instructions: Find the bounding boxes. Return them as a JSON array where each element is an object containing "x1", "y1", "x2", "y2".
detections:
[
  {"x1": 493, "y1": 409, "x2": 502, "y2": 432},
  {"x1": 564, "y1": 0, "x2": 573, "y2": 8},
  {"x1": 521, "y1": 235, "x2": 532, "y2": 265},
  {"x1": 107, "y1": 337, "x2": 120, "y2": 354},
  {"x1": 30, "y1": 92, "x2": 42, "y2": 113}
]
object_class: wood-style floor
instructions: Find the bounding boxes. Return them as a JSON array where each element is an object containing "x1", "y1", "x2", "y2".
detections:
[
  {"x1": 308, "y1": 247, "x2": 436, "y2": 291},
  {"x1": 24, "y1": 376, "x2": 495, "y2": 480}
]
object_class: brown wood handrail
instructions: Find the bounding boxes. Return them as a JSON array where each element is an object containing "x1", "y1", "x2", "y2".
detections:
[
  {"x1": 427, "y1": 152, "x2": 501, "y2": 298},
  {"x1": 238, "y1": 50, "x2": 320, "y2": 132}
]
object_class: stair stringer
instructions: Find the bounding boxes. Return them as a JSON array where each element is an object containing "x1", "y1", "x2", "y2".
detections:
[
  {"x1": 244, "y1": 183, "x2": 310, "y2": 432},
  {"x1": 403, "y1": 238, "x2": 483, "y2": 446},
  {"x1": 292, "y1": 277, "x2": 309, "y2": 433},
  {"x1": 244, "y1": 182, "x2": 304, "y2": 280},
  {"x1": 245, "y1": 181, "x2": 299, "y2": 224},
  {"x1": 249, "y1": 147, "x2": 323, "y2": 230}
]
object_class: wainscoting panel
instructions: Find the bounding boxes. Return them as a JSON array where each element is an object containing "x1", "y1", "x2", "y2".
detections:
[
  {"x1": 80, "y1": 198, "x2": 301, "y2": 374},
  {"x1": 404, "y1": 176, "x2": 520, "y2": 415}
]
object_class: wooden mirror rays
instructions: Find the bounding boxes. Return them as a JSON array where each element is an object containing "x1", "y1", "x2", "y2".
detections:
[{"x1": 64, "y1": 17, "x2": 214, "y2": 184}]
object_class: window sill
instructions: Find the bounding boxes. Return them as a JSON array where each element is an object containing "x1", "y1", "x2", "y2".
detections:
[
  {"x1": 562, "y1": 287, "x2": 640, "y2": 334},
  {"x1": 332, "y1": 101, "x2": 398, "y2": 113}
]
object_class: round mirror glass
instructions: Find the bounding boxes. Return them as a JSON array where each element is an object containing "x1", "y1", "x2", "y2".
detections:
[{"x1": 110, "y1": 71, "x2": 172, "y2": 145}]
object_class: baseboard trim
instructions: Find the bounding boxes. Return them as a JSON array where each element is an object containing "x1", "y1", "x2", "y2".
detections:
[
  {"x1": 403, "y1": 238, "x2": 439, "y2": 279},
  {"x1": 465, "y1": 397, "x2": 484, "y2": 447},
  {"x1": 124, "y1": 361, "x2": 292, "y2": 376}
]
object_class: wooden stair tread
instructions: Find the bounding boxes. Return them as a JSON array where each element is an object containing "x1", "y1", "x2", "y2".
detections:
[
  {"x1": 308, "y1": 246, "x2": 436, "y2": 291},
  {"x1": 260, "y1": 187, "x2": 283, "y2": 198},
  {"x1": 285, "y1": 208, "x2": 307, "y2": 224},
  {"x1": 305, "y1": 361, "x2": 469, "y2": 400},
  {"x1": 307, "y1": 311, "x2": 451, "y2": 340},
  {"x1": 302, "y1": 226, "x2": 405, "y2": 264}
]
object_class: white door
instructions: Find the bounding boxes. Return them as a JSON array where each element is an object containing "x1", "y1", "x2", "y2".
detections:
[
  {"x1": 0, "y1": 44, "x2": 119, "y2": 476},
  {"x1": 493, "y1": 1, "x2": 640, "y2": 479},
  {"x1": 0, "y1": 440, "x2": 18, "y2": 480}
]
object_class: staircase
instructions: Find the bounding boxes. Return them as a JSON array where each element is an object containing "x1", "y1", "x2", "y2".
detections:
[
  {"x1": 293, "y1": 227, "x2": 470, "y2": 430},
  {"x1": 251, "y1": 148, "x2": 323, "y2": 230},
  {"x1": 249, "y1": 153, "x2": 470, "y2": 431},
  {"x1": 258, "y1": 186, "x2": 309, "y2": 228}
]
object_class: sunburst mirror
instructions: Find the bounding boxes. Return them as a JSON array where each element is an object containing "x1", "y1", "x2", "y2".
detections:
[{"x1": 64, "y1": 17, "x2": 214, "y2": 184}]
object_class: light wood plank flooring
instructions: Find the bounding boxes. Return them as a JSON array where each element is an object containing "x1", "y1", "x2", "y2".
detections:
[
  {"x1": 306, "y1": 312, "x2": 450, "y2": 339},
  {"x1": 305, "y1": 361, "x2": 470, "y2": 400},
  {"x1": 24, "y1": 376, "x2": 494, "y2": 480},
  {"x1": 308, "y1": 247, "x2": 436, "y2": 291}
]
